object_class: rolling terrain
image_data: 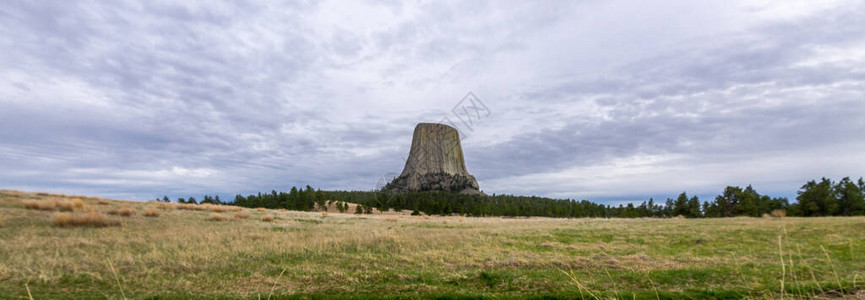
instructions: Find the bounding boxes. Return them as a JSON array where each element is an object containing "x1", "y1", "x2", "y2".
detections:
[{"x1": 0, "y1": 190, "x2": 863, "y2": 299}]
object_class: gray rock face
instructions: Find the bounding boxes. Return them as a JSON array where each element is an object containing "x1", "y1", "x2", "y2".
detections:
[{"x1": 386, "y1": 123, "x2": 481, "y2": 194}]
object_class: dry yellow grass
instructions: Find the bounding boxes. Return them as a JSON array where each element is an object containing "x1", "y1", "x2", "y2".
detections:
[
  {"x1": 233, "y1": 212, "x2": 250, "y2": 219},
  {"x1": 771, "y1": 209, "x2": 787, "y2": 218},
  {"x1": 180, "y1": 204, "x2": 193, "y2": 210},
  {"x1": 22, "y1": 199, "x2": 40, "y2": 210},
  {"x1": 209, "y1": 213, "x2": 228, "y2": 221},
  {"x1": 156, "y1": 202, "x2": 177, "y2": 210},
  {"x1": 23, "y1": 198, "x2": 89, "y2": 212},
  {"x1": 143, "y1": 208, "x2": 160, "y2": 217},
  {"x1": 321, "y1": 211, "x2": 328, "y2": 217},
  {"x1": 256, "y1": 207, "x2": 267, "y2": 212},
  {"x1": 51, "y1": 211, "x2": 119, "y2": 227},
  {"x1": 57, "y1": 199, "x2": 84, "y2": 212},
  {"x1": 108, "y1": 207, "x2": 136, "y2": 217},
  {"x1": 118, "y1": 207, "x2": 135, "y2": 217},
  {"x1": 23, "y1": 199, "x2": 57, "y2": 211},
  {"x1": 209, "y1": 205, "x2": 243, "y2": 213},
  {"x1": 210, "y1": 205, "x2": 229, "y2": 213},
  {"x1": 2, "y1": 190, "x2": 864, "y2": 299}
]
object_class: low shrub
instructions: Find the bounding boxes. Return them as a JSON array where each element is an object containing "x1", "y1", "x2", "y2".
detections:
[
  {"x1": 58, "y1": 199, "x2": 85, "y2": 212},
  {"x1": 770, "y1": 209, "x2": 786, "y2": 218},
  {"x1": 233, "y1": 212, "x2": 250, "y2": 219},
  {"x1": 23, "y1": 199, "x2": 58, "y2": 211},
  {"x1": 209, "y1": 205, "x2": 243, "y2": 213},
  {"x1": 51, "y1": 212, "x2": 119, "y2": 227},
  {"x1": 143, "y1": 208, "x2": 160, "y2": 217},
  {"x1": 261, "y1": 215, "x2": 274, "y2": 222},
  {"x1": 80, "y1": 204, "x2": 95, "y2": 213},
  {"x1": 209, "y1": 213, "x2": 228, "y2": 221},
  {"x1": 256, "y1": 207, "x2": 267, "y2": 212},
  {"x1": 118, "y1": 207, "x2": 135, "y2": 217},
  {"x1": 22, "y1": 200, "x2": 41, "y2": 210},
  {"x1": 156, "y1": 202, "x2": 177, "y2": 210}
]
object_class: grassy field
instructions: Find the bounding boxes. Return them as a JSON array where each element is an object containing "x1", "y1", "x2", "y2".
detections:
[{"x1": 1, "y1": 190, "x2": 863, "y2": 299}]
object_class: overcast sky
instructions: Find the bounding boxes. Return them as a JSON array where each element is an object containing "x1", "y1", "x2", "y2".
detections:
[{"x1": 2, "y1": 0, "x2": 864, "y2": 203}]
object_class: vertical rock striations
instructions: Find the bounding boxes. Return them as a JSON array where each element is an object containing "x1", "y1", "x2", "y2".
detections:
[{"x1": 386, "y1": 123, "x2": 481, "y2": 194}]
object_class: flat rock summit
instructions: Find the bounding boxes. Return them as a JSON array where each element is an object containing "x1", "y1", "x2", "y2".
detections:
[{"x1": 386, "y1": 123, "x2": 481, "y2": 194}]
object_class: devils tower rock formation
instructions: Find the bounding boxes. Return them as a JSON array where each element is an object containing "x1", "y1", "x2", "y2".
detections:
[{"x1": 386, "y1": 123, "x2": 481, "y2": 194}]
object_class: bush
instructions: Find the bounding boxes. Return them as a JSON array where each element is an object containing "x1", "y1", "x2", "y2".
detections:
[
  {"x1": 211, "y1": 205, "x2": 229, "y2": 213},
  {"x1": 177, "y1": 203, "x2": 196, "y2": 210},
  {"x1": 233, "y1": 212, "x2": 250, "y2": 219},
  {"x1": 143, "y1": 208, "x2": 160, "y2": 217},
  {"x1": 108, "y1": 207, "x2": 136, "y2": 217},
  {"x1": 22, "y1": 200, "x2": 40, "y2": 210},
  {"x1": 261, "y1": 215, "x2": 274, "y2": 222},
  {"x1": 57, "y1": 199, "x2": 84, "y2": 212},
  {"x1": 770, "y1": 209, "x2": 786, "y2": 218},
  {"x1": 23, "y1": 199, "x2": 57, "y2": 211},
  {"x1": 51, "y1": 212, "x2": 119, "y2": 227},
  {"x1": 209, "y1": 213, "x2": 228, "y2": 221},
  {"x1": 156, "y1": 202, "x2": 177, "y2": 210}
]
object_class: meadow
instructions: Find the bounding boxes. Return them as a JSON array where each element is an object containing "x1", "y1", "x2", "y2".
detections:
[{"x1": 0, "y1": 190, "x2": 863, "y2": 299}]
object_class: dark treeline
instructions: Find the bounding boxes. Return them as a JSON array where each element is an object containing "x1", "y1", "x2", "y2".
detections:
[{"x1": 164, "y1": 177, "x2": 865, "y2": 218}]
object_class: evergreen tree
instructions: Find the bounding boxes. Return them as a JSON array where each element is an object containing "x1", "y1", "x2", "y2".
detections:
[
  {"x1": 663, "y1": 198, "x2": 674, "y2": 217},
  {"x1": 835, "y1": 177, "x2": 865, "y2": 216},
  {"x1": 188, "y1": 197, "x2": 197, "y2": 204},
  {"x1": 687, "y1": 196, "x2": 702, "y2": 218},
  {"x1": 315, "y1": 189, "x2": 326, "y2": 211},
  {"x1": 673, "y1": 193, "x2": 689, "y2": 217},
  {"x1": 796, "y1": 178, "x2": 837, "y2": 216},
  {"x1": 715, "y1": 186, "x2": 742, "y2": 217},
  {"x1": 738, "y1": 186, "x2": 760, "y2": 217}
]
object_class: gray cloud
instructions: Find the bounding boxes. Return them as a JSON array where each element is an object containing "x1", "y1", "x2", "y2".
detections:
[{"x1": 1, "y1": 0, "x2": 864, "y2": 202}]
